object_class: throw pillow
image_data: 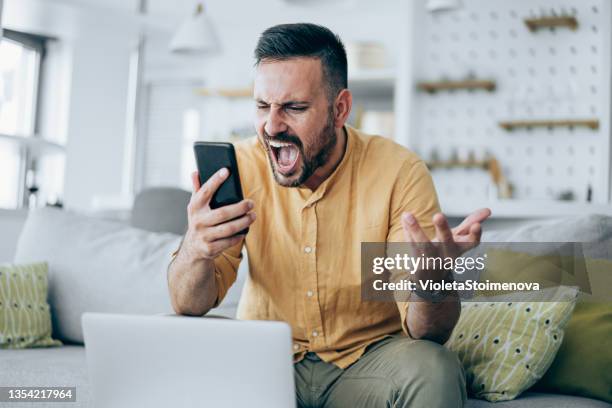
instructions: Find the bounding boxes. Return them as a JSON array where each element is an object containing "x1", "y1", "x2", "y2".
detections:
[
  {"x1": 446, "y1": 285, "x2": 578, "y2": 402},
  {"x1": 14, "y1": 207, "x2": 182, "y2": 343},
  {"x1": 531, "y1": 256, "x2": 612, "y2": 403},
  {"x1": 533, "y1": 301, "x2": 612, "y2": 403},
  {"x1": 0, "y1": 262, "x2": 62, "y2": 348}
]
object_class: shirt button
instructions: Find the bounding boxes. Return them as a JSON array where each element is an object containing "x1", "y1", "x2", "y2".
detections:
[
  {"x1": 304, "y1": 246, "x2": 312, "y2": 254},
  {"x1": 293, "y1": 343, "x2": 300, "y2": 351},
  {"x1": 312, "y1": 330, "x2": 319, "y2": 337},
  {"x1": 306, "y1": 290, "x2": 314, "y2": 297}
]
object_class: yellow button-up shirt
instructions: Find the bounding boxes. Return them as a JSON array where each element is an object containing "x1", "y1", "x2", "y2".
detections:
[{"x1": 209, "y1": 126, "x2": 440, "y2": 369}]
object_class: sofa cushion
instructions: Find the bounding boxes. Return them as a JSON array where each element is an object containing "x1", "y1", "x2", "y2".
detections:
[
  {"x1": 482, "y1": 214, "x2": 612, "y2": 244},
  {"x1": 14, "y1": 208, "x2": 181, "y2": 344},
  {"x1": 0, "y1": 345, "x2": 91, "y2": 407},
  {"x1": 465, "y1": 392, "x2": 612, "y2": 407},
  {"x1": 0, "y1": 345, "x2": 607, "y2": 408}
]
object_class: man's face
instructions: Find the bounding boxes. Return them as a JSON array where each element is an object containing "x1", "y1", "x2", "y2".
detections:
[{"x1": 254, "y1": 58, "x2": 337, "y2": 187}]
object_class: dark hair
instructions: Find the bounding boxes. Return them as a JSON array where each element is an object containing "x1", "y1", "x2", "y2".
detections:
[{"x1": 254, "y1": 23, "x2": 347, "y2": 100}]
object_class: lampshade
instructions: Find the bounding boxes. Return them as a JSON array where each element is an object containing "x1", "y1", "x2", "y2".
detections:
[{"x1": 169, "y1": 3, "x2": 219, "y2": 54}]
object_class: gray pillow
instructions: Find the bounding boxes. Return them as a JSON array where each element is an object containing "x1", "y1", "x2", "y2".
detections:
[
  {"x1": 482, "y1": 214, "x2": 612, "y2": 243},
  {"x1": 14, "y1": 207, "x2": 182, "y2": 343}
]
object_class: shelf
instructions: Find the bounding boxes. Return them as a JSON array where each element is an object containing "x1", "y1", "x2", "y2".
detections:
[
  {"x1": 0, "y1": 133, "x2": 66, "y2": 155},
  {"x1": 417, "y1": 79, "x2": 496, "y2": 93},
  {"x1": 348, "y1": 69, "x2": 395, "y2": 98},
  {"x1": 440, "y1": 199, "x2": 612, "y2": 219},
  {"x1": 499, "y1": 119, "x2": 600, "y2": 131},
  {"x1": 426, "y1": 160, "x2": 488, "y2": 170},
  {"x1": 524, "y1": 15, "x2": 578, "y2": 32},
  {"x1": 195, "y1": 87, "x2": 252, "y2": 98}
]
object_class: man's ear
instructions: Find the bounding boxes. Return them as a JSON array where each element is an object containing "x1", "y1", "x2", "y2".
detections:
[{"x1": 333, "y1": 88, "x2": 352, "y2": 128}]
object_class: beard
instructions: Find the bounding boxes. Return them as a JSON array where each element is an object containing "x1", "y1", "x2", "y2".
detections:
[{"x1": 262, "y1": 108, "x2": 337, "y2": 187}]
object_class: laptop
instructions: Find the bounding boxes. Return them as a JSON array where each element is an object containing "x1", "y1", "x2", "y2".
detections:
[{"x1": 82, "y1": 313, "x2": 296, "y2": 408}]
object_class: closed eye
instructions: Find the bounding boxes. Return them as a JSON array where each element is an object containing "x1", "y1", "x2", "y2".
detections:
[{"x1": 287, "y1": 106, "x2": 307, "y2": 112}]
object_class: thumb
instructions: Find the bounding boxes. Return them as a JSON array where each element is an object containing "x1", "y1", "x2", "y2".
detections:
[{"x1": 401, "y1": 212, "x2": 413, "y2": 242}]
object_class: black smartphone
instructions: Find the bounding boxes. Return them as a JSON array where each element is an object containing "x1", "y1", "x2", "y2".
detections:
[{"x1": 193, "y1": 141, "x2": 248, "y2": 234}]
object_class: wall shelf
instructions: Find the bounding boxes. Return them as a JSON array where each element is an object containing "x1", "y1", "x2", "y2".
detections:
[
  {"x1": 348, "y1": 69, "x2": 395, "y2": 98},
  {"x1": 499, "y1": 119, "x2": 600, "y2": 131},
  {"x1": 524, "y1": 15, "x2": 578, "y2": 32},
  {"x1": 426, "y1": 160, "x2": 488, "y2": 170},
  {"x1": 195, "y1": 87, "x2": 252, "y2": 98},
  {"x1": 417, "y1": 79, "x2": 496, "y2": 93},
  {"x1": 0, "y1": 133, "x2": 66, "y2": 155}
]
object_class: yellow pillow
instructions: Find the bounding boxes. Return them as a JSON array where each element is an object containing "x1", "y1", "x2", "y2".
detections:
[
  {"x1": 446, "y1": 286, "x2": 577, "y2": 402},
  {"x1": 533, "y1": 301, "x2": 612, "y2": 403},
  {"x1": 532, "y1": 256, "x2": 612, "y2": 404},
  {"x1": 0, "y1": 262, "x2": 62, "y2": 348}
]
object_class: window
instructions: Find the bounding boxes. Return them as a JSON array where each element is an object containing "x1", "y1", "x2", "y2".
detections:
[
  {"x1": 0, "y1": 29, "x2": 57, "y2": 209},
  {"x1": 0, "y1": 30, "x2": 42, "y2": 136}
]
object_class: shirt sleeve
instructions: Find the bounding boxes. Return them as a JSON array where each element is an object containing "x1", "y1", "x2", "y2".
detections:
[
  {"x1": 211, "y1": 241, "x2": 244, "y2": 307},
  {"x1": 386, "y1": 159, "x2": 441, "y2": 336}
]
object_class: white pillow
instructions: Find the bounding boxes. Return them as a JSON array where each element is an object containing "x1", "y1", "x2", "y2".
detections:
[{"x1": 14, "y1": 207, "x2": 181, "y2": 343}]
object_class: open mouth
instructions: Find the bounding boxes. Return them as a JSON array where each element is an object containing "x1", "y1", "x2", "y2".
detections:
[{"x1": 269, "y1": 140, "x2": 300, "y2": 175}]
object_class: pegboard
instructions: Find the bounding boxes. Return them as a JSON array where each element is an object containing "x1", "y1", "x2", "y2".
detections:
[{"x1": 410, "y1": 0, "x2": 611, "y2": 205}]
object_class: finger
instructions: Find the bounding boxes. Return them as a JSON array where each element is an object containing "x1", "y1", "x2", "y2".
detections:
[
  {"x1": 402, "y1": 212, "x2": 431, "y2": 243},
  {"x1": 433, "y1": 213, "x2": 453, "y2": 243},
  {"x1": 193, "y1": 168, "x2": 230, "y2": 209},
  {"x1": 452, "y1": 208, "x2": 491, "y2": 236},
  {"x1": 402, "y1": 212, "x2": 434, "y2": 257},
  {"x1": 454, "y1": 222, "x2": 482, "y2": 247},
  {"x1": 203, "y1": 234, "x2": 245, "y2": 258},
  {"x1": 205, "y1": 213, "x2": 256, "y2": 241},
  {"x1": 204, "y1": 199, "x2": 254, "y2": 226},
  {"x1": 190, "y1": 171, "x2": 201, "y2": 193}
]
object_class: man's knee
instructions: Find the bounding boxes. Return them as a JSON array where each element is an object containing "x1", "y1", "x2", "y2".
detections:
[
  {"x1": 324, "y1": 338, "x2": 466, "y2": 408},
  {"x1": 383, "y1": 338, "x2": 462, "y2": 376},
  {"x1": 390, "y1": 339, "x2": 466, "y2": 407}
]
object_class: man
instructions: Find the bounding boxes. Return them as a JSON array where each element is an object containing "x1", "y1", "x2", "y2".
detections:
[{"x1": 168, "y1": 23, "x2": 491, "y2": 407}]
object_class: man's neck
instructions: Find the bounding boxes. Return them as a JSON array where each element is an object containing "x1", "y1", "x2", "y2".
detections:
[{"x1": 302, "y1": 126, "x2": 347, "y2": 191}]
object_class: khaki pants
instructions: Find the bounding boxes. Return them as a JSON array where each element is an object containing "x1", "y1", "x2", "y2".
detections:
[{"x1": 294, "y1": 335, "x2": 466, "y2": 408}]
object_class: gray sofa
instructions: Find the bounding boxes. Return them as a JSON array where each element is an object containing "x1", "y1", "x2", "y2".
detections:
[{"x1": 0, "y1": 194, "x2": 610, "y2": 407}]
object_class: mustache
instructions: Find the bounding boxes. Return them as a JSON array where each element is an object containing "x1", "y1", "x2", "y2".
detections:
[{"x1": 263, "y1": 130, "x2": 303, "y2": 150}]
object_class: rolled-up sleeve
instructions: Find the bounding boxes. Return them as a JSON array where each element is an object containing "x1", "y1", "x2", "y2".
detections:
[
  {"x1": 170, "y1": 240, "x2": 243, "y2": 308},
  {"x1": 211, "y1": 241, "x2": 243, "y2": 307}
]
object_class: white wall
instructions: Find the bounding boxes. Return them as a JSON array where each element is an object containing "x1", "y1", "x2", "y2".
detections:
[
  {"x1": 62, "y1": 30, "x2": 133, "y2": 210},
  {"x1": 146, "y1": 0, "x2": 404, "y2": 84},
  {"x1": 0, "y1": 209, "x2": 27, "y2": 262},
  {"x1": 2, "y1": 0, "x2": 140, "y2": 211}
]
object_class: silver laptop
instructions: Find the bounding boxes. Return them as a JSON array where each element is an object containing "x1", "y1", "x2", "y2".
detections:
[{"x1": 82, "y1": 313, "x2": 296, "y2": 408}]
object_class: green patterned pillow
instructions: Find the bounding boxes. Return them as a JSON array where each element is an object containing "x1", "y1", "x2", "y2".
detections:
[
  {"x1": 0, "y1": 262, "x2": 62, "y2": 349},
  {"x1": 446, "y1": 286, "x2": 578, "y2": 402}
]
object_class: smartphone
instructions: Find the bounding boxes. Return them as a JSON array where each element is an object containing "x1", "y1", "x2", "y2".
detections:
[{"x1": 193, "y1": 141, "x2": 248, "y2": 234}]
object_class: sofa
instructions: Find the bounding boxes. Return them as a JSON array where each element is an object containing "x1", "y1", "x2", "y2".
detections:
[{"x1": 0, "y1": 192, "x2": 610, "y2": 407}]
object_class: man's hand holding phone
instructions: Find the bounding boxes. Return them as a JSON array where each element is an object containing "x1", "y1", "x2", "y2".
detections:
[{"x1": 181, "y1": 168, "x2": 256, "y2": 262}]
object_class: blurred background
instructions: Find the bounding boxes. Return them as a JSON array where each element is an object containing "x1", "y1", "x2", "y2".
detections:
[{"x1": 0, "y1": 0, "x2": 611, "y2": 221}]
